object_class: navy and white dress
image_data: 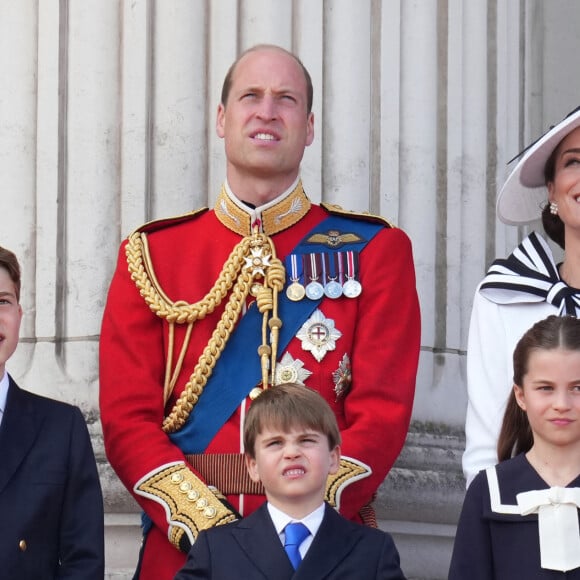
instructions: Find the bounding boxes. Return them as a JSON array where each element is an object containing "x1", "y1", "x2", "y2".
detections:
[
  {"x1": 463, "y1": 232, "x2": 580, "y2": 485},
  {"x1": 450, "y1": 453, "x2": 580, "y2": 579}
]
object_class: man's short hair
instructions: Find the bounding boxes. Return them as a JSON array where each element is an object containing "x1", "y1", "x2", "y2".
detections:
[
  {"x1": 0, "y1": 246, "x2": 21, "y2": 302},
  {"x1": 243, "y1": 383, "x2": 341, "y2": 458},
  {"x1": 220, "y1": 44, "x2": 314, "y2": 114}
]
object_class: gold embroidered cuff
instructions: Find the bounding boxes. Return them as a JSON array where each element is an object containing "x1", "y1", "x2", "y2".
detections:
[
  {"x1": 325, "y1": 456, "x2": 372, "y2": 510},
  {"x1": 134, "y1": 462, "x2": 238, "y2": 550}
]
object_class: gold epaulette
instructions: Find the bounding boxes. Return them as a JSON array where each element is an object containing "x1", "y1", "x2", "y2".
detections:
[
  {"x1": 129, "y1": 207, "x2": 209, "y2": 237},
  {"x1": 324, "y1": 456, "x2": 372, "y2": 511},
  {"x1": 321, "y1": 202, "x2": 395, "y2": 229}
]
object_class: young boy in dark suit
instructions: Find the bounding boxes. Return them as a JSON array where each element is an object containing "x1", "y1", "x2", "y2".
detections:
[
  {"x1": 175, "y1": 382, "x2": 406, "y2": 579},
  {"x1": 0, "y1": 245, "x2": 104, "y2": 578}
]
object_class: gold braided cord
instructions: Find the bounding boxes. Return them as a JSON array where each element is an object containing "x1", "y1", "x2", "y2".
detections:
[
  {"x1": 162, "y1": 270, "x2": 253, "y2": 432},
  {"x1": 126, "y1": 231, "x2": 255, "y2": 324},
  {"x1": 124, "y1": 228, "x2": 285, "y2": 433},
  {"x1": 163, "y1": 322, "x2": 176, "y2": 405},
  {"x1": 164, "y1": 321, "x2": 194, "y2": 406},
  {"x1": 163, "y1": 251, "x2": 286, "y2": 433}
]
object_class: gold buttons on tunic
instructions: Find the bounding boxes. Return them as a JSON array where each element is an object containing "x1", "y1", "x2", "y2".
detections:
[
  {"x1": 19, "y1": 540, "x2": 27, "y2": 551},
  {"x1": 196, "y1": 498, "x2": 208, "y2": 510}
]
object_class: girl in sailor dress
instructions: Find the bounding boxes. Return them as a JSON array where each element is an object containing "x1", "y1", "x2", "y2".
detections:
[{"x1": 449, "y1": 315, "x2": 580, "y2": 579}]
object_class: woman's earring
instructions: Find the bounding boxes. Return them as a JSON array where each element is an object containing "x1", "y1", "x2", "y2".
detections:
[{"x1": 550, "y1": 201, "x2": 559, "y2": 215}]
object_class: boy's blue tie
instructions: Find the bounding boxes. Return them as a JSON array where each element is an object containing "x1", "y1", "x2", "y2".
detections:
[{"x1": 284, "y1": 522, "x2": 310, "y2": 569}]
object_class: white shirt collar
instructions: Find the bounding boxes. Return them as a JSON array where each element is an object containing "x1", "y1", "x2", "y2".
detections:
[
  {"x1": 267, "y1": 501, "x2": 325, "y2": 539},
  {"x1": 0, "y1": 371, "x2": 10, "y2": 424}
]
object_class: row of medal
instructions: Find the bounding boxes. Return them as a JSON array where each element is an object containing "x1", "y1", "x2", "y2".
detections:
[{"x1": 285, "y1": 250, "x2": 362, "y2": 301}]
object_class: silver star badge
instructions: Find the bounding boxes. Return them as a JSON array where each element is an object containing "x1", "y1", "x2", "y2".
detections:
[
  {"x1": 296, "y1": 309, "x2": 342, "y2": 362},
  {"x1": 274, "y1": 352, "x2": 312, "y2": 386}
]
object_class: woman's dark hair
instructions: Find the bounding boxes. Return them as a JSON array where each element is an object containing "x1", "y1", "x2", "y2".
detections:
[
  {"x1": 542, "y1": 140, "x2": 566, "y2": 249},
  {"x1": 497, "y1": 315, "x2": 580, "y2": 460},
  {"x1": 541, "y1": 203, "x2": 565, "y2": 250}
]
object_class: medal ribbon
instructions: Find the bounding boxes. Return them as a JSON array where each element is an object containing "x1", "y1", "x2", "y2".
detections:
[
  {"x1": 321, "y1": 253, "x2": 328, "y2": 284},
  {"x1": 346, "y1": 251, "x2": 359, "y2": 281},
  {"x1": 287, "y1": 253, "x2": 302, "y2": 283},
  {"x1": 337, "y1": 252, "x2": 345, "y2": 284},
  {"x1": 305, "y1": 253, "x2": 321, "y2": 283}
]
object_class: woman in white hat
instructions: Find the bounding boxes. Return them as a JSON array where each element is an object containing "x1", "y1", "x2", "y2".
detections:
[{"x1": 463, "y1": 106, "x2": 580, "y2": 487}]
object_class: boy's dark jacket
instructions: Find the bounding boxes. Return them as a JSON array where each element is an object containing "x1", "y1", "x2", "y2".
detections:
[
  {"x1": 175, "y1": 502, "x2": 406, "y2": 579},
  {"x1": 0, "y1": 376, "x2": 104, "y2": 579}
]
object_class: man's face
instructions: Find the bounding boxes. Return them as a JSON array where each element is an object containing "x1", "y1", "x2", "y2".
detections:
[
  {"x1": 0, "y1": 267, "x2": 22, "y2": 379},
  {"x1": 216, "y1": 48, "x2": 314, "y2": 196}
]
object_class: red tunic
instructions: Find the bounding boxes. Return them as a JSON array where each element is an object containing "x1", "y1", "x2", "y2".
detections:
[{"x1": 99, "y1": 198, "x2": 420, "y2": 580}]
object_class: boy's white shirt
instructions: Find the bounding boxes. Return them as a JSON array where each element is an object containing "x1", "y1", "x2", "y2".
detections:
[
  {"x1": 0, "y1": 371, "x2": 9, "y2": 427},
  {"x1": 267, "y1": 501, "x2": 325, "y2": 559}
]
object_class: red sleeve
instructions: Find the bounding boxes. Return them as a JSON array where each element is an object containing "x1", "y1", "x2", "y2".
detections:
[{"x1": 99, "y1": 240, "x2": 188, "y2": 535}]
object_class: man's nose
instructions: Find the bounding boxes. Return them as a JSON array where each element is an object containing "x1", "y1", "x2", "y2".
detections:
[{"x1": 256, "y1": 95, "x2": 277, "y2": 120}]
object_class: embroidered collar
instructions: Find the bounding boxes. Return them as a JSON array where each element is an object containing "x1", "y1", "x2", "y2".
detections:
[
  {"x1": 214, "y1": 180, "x2": 311, "y2": 236},
  {"x1": 479, "y1": 231, "x2": 580, "y2": 316}
]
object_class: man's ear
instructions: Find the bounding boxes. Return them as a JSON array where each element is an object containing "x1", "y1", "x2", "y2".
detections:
[
  {"x1": 245, "y1": 453, "x2": 261, "y2": 483},
  {"x1": 305, "y1": 112, "x2": 314, "y2": 147},
  {"x1": 216, "y1": 103, "x2": 226, "y2": 138}
]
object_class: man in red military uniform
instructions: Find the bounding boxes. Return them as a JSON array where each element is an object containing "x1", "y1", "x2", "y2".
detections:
[{"x1": 99, "y1": 44, "x2": 421, "y2": 580}]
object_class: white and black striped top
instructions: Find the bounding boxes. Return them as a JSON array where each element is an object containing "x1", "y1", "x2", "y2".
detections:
[{"x1": 479, "y1": 231, "x2": 580, "y2": 317}]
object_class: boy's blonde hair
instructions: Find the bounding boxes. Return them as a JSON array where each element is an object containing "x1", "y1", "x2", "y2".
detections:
[
  {"x1": 0, "y1": 246, "x2": 21, "y2": 302},
  {"x1": 243, "y1": 383, "x2": 341, "y2": 458}
]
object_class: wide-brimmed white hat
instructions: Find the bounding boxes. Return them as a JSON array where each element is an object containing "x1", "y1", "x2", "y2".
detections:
[{"x1": 497, "y1": 106, "x2": 580, "y2": 225}]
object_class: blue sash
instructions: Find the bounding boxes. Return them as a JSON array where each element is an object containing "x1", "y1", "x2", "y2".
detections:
[{"x1": 169, "y1": 215, "x2": 383, "y2": 453}]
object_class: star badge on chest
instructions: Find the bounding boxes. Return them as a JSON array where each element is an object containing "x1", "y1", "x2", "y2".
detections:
[
  {"x1": 244, "y1": 247, "x2": 272, "y2": 277},
  {"x1": 296, "y1": 309, "x2": 342, "y2": 362},
  {"x1": 274, "y1": 352, "x2": 312, "y2": 386},
  {"x1": 332, "y1": 353, "x2": 352, "y2": 400}
]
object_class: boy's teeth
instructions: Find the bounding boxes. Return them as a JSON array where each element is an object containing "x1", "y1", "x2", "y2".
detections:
[{"x1": 285, "y1": 468, "x2": 304, "y2": 476}]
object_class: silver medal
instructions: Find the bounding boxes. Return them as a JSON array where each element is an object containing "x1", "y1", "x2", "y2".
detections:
[
  {"x1": 342, "y1": 278, "x2": 362, "y2": 298},
  {"x1": 324, "y1": 280, "x2": 343, "y2": 299},
  {"x1": 305, "y1": 281, "x2": 324, "y2": 300}
]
